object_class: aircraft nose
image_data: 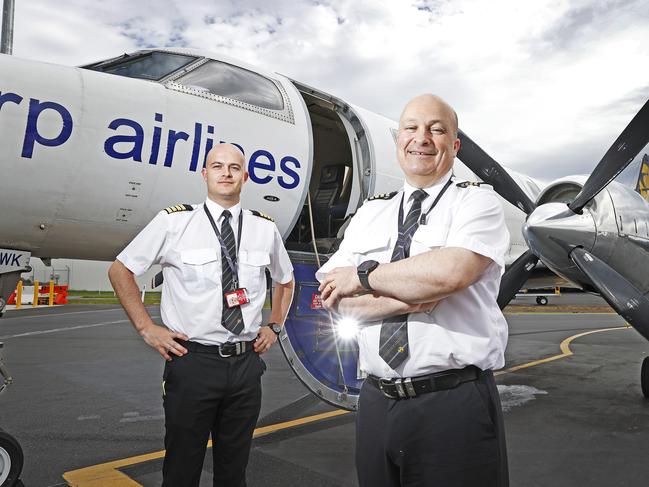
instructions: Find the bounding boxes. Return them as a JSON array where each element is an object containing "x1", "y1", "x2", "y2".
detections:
[{"x1": 523, "y1": 202, "x2": 597, "y2": 269}]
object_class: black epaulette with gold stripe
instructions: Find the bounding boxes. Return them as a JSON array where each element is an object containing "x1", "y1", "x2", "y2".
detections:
[
  {"x1": 367, "y1": 191, "x2": 398, "y2": 201},
  {"x1": 456, "y1": 181, "x2": 489, "y2": 188},
  {"x1": 164, "y1": 204, "x2": 194, "y2": 214},
  {"x1": 250, "y1": 210, "x2": 274, "y2": 222}
]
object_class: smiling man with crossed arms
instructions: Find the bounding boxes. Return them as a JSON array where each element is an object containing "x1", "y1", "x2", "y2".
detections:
[{"x1": 317, "y1": 94, "x2": 510, "y2": 487}]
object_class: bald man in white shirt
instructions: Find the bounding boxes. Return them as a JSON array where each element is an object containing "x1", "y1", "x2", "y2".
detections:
[{"x1": 317, "y1": 94, "x2": 510, "y2": 487}]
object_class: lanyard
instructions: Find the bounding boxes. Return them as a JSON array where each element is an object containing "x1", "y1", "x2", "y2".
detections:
[
  {"x1": 203, "y1": 204, "x2": 244, "y2": 280},
  {"x1": 397, "y1": 177, "x2": 454, "y2": 229}
]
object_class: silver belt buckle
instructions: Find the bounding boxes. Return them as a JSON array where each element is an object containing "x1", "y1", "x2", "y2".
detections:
[
  {"x1": 378, "y1": 378, "x2": 396, "y2": 399},
  {"x1": 220, "y1": 341, "x2": 246, "y2": 357},
  {"x1": 219, "y1": 344, "x2": 234, "y2": 357},
  {"x1": 377, "y1": 377, "x2": 416, "y2": 399}
]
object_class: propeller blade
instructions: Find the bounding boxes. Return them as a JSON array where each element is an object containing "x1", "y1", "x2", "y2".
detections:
[
  {"x1": 570, "y1": 247, "x2": 649, "y2": 340},
  {"x1": 569, "y1": 99, "x2": 649, "y2": 213},
  {"x1": 457, "y1": 131, "x2": 537, "y2": 215},
  {"x1": 497, "y1": 249, "x2": 539, "y2": 309}
]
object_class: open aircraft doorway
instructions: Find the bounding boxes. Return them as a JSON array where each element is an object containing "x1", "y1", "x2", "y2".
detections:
[
  {"x1": 282, "y1": 87, "x2": 373, "y2": 411},
  {"x1": 286, "y1": 87, "x2": 370, "y2": 253}
]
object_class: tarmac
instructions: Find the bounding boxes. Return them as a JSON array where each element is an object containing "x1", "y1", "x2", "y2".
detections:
[{"x1": 0, "y1": 295, "x2": 648, "y2": 487}]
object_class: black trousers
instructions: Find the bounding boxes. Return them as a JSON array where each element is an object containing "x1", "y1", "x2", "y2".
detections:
[
  {"x1": 356, "y1": 369, "x2": 508, "y2": 487},
  {"x1": 161, "y1": 347, "x2": 265, "y2": 487}
]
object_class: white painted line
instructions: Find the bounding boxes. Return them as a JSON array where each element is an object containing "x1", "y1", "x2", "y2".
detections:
[
  {"x1": 0, "y1": 315, "x2": 161, "y2": 339},
  {"x1": 2, "y1": 307, "x2": 124, "y2": 321},
  {"x1": 0, "y1": 320, "x2": 128, "y2": 339},
  {"x1": 119, "y1": 414, "x2": 164, "y2": 423}
]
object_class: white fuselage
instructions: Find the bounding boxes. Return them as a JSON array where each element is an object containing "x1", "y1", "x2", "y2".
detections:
[{"x1": 0, "y1": 49, "x2": 529, "y2": 265}]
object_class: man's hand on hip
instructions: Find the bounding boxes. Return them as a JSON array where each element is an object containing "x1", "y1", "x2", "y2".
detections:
[
  {"x1": 255, "y1": 326, "x2": 277, "y2": 354},
  {"x1": 319, "y1": 266, "x2": 364, "y2": 310},
  {"x1": 139, "y1": 323, "x2": 189, "y2": 361}
]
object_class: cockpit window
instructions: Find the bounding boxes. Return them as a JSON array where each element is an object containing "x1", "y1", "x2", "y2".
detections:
[
  {"x1": 174, "y1": 60, "x2": 285, "y2": 110},
  {"x1": 84, "y1": 52, "x2": 197, "y2": 81}
]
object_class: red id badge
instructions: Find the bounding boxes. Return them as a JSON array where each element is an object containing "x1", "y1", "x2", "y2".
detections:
[{"x1": 225, "y1": 288, "x2": 250, "y2": 308}]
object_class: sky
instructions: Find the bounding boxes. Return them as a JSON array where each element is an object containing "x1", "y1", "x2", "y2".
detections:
[{"x1": 6, "y1": 0, "x2": 649, "y2": 184}]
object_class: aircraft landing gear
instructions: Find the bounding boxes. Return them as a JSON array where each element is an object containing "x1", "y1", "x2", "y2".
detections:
[
  {"x1": 0, "y1": 430, "x2": 23, "y2": 487},
  {"x1": 641, "y1": 357, "x2": 649, "y2": 399},
  {"x1": 0, "y1": 343, "x2": 23, "y2": 487}
]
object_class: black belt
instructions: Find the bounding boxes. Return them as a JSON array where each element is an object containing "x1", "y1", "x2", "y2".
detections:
[
  {"x1": 367, "y1": 365, "x2": 481, "y2": 400},
  {"x1": 176, "y1": 339, "x2": 256, "y2": 358}
]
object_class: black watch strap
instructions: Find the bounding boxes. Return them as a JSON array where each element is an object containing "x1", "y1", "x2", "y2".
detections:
[
  {"x1": 358, "y1": 270, "x2": 371, "y2": 291},
  {"x1": 357, "y1": 260, "x2": 379, "y2": 291},
  {"x1": 266, "y1": 322, "x2": 282, "y2": 336}
]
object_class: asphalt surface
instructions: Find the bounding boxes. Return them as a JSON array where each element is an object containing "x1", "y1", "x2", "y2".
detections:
[{"x1": 1, "y1": 297, "x2": 648, "y2": 487}]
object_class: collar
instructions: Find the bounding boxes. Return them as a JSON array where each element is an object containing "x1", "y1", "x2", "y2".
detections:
[
  {"x1": 204, "y1": 197, "x2": 242, "y2": 223},
  {"x1": 402, "y1": 171, "x2": 453, "y2": 207}
]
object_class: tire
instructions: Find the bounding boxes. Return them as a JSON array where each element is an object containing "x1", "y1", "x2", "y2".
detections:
[
  {"x1": 536, "y1": 296, "x2": 548, "y2": 306},
  {"x1": 641, "y1": 357, "x2": 649, "y2": 399},
  {"x1": 0, "y1": 431, "x2": 23, "y2": 487}
]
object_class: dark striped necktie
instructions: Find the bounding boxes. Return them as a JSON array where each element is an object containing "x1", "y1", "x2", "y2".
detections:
[
  {"x1": 220, "y1": 210, "x2": 244, "y2": 334},
  {"x1": 379, "y1": 189, "x2": 427, "y2": 369}
]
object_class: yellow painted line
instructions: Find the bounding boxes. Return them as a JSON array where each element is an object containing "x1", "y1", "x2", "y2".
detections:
[
  {"x1": 252, "y1": 409, "x2": 349, "y2": 438},
  {"x1": 495, "y1": 325, "x2": 630, "y2": 376},
  {"x1": 64, "y1": 325, "x2": 630, "y2": 486},
  {"x1": 63, "y1": 409, "x2": 350, "y2": 486}
]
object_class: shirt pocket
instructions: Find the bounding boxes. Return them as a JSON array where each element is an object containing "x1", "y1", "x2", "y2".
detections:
[
  {"x1": 353, "y1": 232, "x2": 393, "y2": 263},
  {"x1": 180, "y1": 248, "x2": 221, "y2": 291},
  {"x1": 410, "y1": 224, "x2": 450, "y2": 255},
  {"x1": 238, "y1": 250, "x2": 270, "y2": 296}
]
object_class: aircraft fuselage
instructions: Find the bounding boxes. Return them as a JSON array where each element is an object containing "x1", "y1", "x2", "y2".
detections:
[{"x1": 0, "y1": 49, "x2": 530, "y2": 265}]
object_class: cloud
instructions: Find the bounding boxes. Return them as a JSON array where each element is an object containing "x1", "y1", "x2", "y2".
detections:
[{"x1": 6, "y1": 0, "x2": 649, "y2": 184}]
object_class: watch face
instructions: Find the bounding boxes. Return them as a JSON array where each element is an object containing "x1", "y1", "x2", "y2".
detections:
[
  {"x1": 270, "y1": 324, "x2": 282, "y2": 335},
  {"x1": 359, "y1": 260, "x2": 378, "y2": 273}
]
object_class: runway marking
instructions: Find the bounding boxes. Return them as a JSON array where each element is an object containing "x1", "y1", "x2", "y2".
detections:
[
  {"x1": 119, "y1": 414, "x2": 165, "y2": 423},
  {"x1": 495, "y1": 325, "x2": 630, "y2": 376},
  {"x1": 77, "y1": 415, "x2": 101, "y2": 421},
  {"x1": 0, "y1": 316, "x2": 161, "y2": 340},
  {"x1": 62, "y1": 324, "x2": 629, "y2": 486},
  {"x1": 0, "y1": 320, "x2": 129, "y2": 339},
  {"x1": 1, "y1": 307, "x2": 125, "y2": 321},
  {"x1": 62, "y1": 409, "x2": 349, "y2": 486}
]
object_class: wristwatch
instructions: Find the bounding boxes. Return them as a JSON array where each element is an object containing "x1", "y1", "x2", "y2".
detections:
[
  {"x1": 357, "y1": 260, "x2": 379, "y2": 291},
  {"x1": 264, "y1": 322, "x2": 282, "y2": 336}
]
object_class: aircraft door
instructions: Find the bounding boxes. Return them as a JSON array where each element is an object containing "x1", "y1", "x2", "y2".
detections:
[{"x1": 277, "y1": 87, "x2": 402, "y2": 410}]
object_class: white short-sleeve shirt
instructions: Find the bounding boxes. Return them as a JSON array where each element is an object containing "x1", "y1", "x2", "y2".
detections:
[
  {"x1": 316, "y1": 171, "x2": 510, "y2": 378},
  {"x1": 117, "y1": 198, "x2": 293, "y2": 345}
]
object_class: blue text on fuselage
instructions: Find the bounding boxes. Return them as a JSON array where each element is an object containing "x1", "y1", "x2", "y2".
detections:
[{"x1": 0, "y1": 92, "x2": 302, "y2": 189}]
